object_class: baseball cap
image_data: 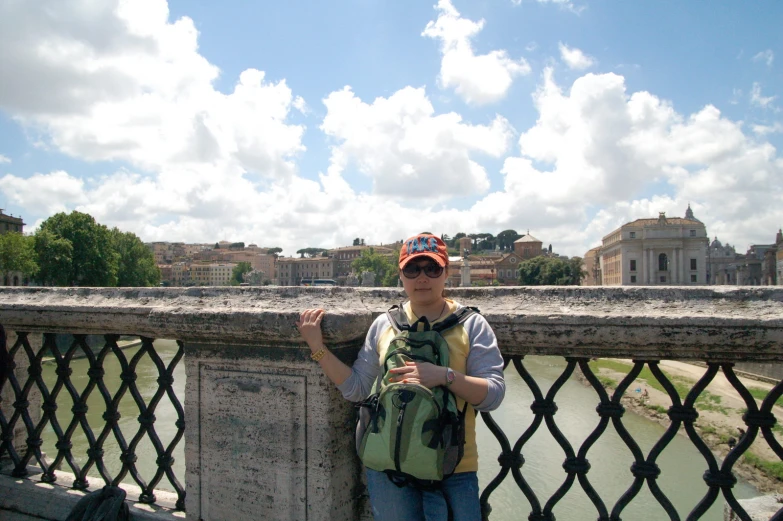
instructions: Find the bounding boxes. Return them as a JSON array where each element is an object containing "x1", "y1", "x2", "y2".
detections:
[{"x1": 399, "y1": 233, "x2": 449, "y2": 269}]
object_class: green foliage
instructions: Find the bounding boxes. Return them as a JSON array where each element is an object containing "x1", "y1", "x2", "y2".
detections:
[
  {"x1": 516, "y1": 256, "x2": 585, "y2": 285},
  {"x1": 296, "y1": 247, "x2": 327, "y2": 258},
  {"x1": 352, "y1": 247, "x2": 397, "y2": 287},
  {"x1": 38, "y1": 211, "x2": 118, "y2": 286},
  {"x1": 110, "y1": 228, "x2": 160, "y2": 287},
  {"x1": 748, "y1": 387, "x2": 783, "y2": 407},
  {"x1": 231, "y1": 262, "x2": 253, "y2": 285},
  {"x1": 228, "y1": 242, "x2": 245, "y2": 250},
  {"x1": 496, "y1": 229, "x2": 521, "y2": 251},
  {"x1": 266, "y1": 247, "x2": 283, "y2": 255},
  {"x1": 33, "y1": 229, "x2": 72, "y2": 286},
  {"x1": 743, "y1": 452, "x2": 783, "y2": 480},
  {"x1": 0, "y1": 232, "x2": 37, "y2": 282}
]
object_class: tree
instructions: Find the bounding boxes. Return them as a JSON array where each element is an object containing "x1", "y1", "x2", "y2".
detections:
[
  {"x1": 37, "y1": 211, "x2": 119, "y2": 286},
  {"x1": 518, "y1": 256, "x2": 582, "y2": 285},
  {"x1": 266, "y1": 247, "x2": 283, "y2": 256},
  {"x1": 296, "y1": 247, "x2": 327, "y2": 258},
  {"x1": 0, "y1": 232, "x2": 37, "y2": 284},
  {"x1": 351, "y1": 248, "x2": 397, "y2": 287},
  {"x1": 497, "y1": 229, "x2": 521, "y2": 251},
  {"x1": 568, "y1": 256, "x2": 586, "y2": 285},
  {"x1": 33, "y1": 229, "x2": 73, "y2": 286},
  {"x1": 110, "y1": 228, "x2": 161, "y2": 287},
  {"x1": 231, "y1": 262, "x2": 253, "y2": 285}
]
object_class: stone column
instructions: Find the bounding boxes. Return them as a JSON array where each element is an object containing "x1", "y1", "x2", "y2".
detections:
[
  {"x1": 182, "y1": 311, "x2": 372, "y2": 521},
  {"x1": 641, "y1": 247, "x2": 647, "y2": 285},
  {"x1": 648, "y1": 249, "x2": 654, "y2": 285},
  {"x1": 680, "y1": 249, "x2": 686, "y2": 285}
]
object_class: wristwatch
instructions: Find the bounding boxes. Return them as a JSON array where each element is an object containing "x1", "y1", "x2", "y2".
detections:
[{"x1": 445, "y1": 367, "x2": 456, "y2": 387}]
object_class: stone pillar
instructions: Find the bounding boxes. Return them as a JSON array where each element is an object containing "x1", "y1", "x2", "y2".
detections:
[
  {"x1": 642, "y1": 248, "x2": 647, "y2": 285},
  {"x1": 461, "y1": 259, "x2": 471, "y2": 287},
  {"x1": 648, "y1": 249, "x2": 654, "y2": 285},
  {"x1": 680, "y1": 249, "x2": 686, "y2": 285},
  {"x1": 672, "y1": 249, "x2": 678, "y2": 285},
  {"x1": 0, "y1": 330, "x2": 43, "y2": 468},
  {"x1": 183, "y1": 312, "x2": 371, "y2": 521}
]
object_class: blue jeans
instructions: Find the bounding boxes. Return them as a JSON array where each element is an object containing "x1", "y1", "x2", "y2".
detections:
[{"x1": 365, "y1": 468, "x2": 481, "y2": 521}]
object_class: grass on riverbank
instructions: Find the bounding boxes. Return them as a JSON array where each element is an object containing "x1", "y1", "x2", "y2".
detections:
[{"x1": 587, "y1": 359, "x2": 729, "y2": 415}]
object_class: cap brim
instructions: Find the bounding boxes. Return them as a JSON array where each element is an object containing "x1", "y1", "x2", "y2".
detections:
[{"x1": 399, "y1": 252, "x2": 447, "y2": 269}]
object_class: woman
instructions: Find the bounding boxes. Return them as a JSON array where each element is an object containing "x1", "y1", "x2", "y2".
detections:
[{"x1": 297, "y1": 233, "x2": 505, "y2": 521}]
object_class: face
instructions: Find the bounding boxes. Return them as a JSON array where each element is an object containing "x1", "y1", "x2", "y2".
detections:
[{"x1": 400, "y1": 258, "x2": 447, "y2": 306}]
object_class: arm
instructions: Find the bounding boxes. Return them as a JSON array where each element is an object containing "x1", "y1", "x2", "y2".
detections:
[
  {"x1": 296, "y1": 308, "x2": 352, "y2": 386},
  {"x1": 388, "y1": 314, "x2": 505, "y2": 411},
  {"x1": 296, "y1": 308, "x2": 383, "y2": 402}
]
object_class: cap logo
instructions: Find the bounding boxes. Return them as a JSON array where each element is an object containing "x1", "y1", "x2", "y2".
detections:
[{"x1": 406, "y1": 236, "x2": 438, "y2": 255}]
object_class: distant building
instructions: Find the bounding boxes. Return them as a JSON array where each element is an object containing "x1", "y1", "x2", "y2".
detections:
[
  {"x1": 0, "y1": 210, "x2": 24, "y2": 235},
  {"x1": 513, "y1": 233, "x2": 543, "y2": 259},
  {"x1": 0, "y1": 210, "x2": 27, "y2": 286},
  {"x1": 706, "y1": 237, "x2": 739, "y2": 285},
  {"x1": 581, "y1": 246, "x2": 602, "y2": 286},
  {"x1": 277, "y1": 256, "x2": 337, "y2": 286},
  {"x1": 599, "y1": 205, "x2": 708, "y2": 286},
  {"x1": 327, "y1": 244, "x2": 395, "y2": 285}
]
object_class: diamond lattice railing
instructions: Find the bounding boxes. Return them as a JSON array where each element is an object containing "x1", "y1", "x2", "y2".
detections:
[
  {"x1": 478, "y1": 356, "x2": 783, "y2": 521},
  {"x1": 0, "y1": 330, "x2": 185, "y2": 510}
]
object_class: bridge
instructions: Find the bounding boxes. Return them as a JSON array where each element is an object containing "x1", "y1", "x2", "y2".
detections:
[{"x1": 1, "y1": 286, "x2": 782, "y2": 520}]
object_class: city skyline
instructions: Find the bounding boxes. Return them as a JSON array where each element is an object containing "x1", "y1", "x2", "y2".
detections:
[{"x1": 0, "y1": 0, "x2": 781, "y2": 258}]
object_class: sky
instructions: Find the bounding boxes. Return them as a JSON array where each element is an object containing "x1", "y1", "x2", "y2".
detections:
[{"x1": 0, "y1": 0, "x2": 781, "y2": 257}]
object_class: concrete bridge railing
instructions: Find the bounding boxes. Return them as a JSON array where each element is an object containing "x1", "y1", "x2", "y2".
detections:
[{"x1": 1, "y1": 286, "x2": 782, "y2": 521}]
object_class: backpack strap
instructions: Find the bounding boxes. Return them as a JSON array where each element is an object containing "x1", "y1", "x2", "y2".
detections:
[
  {"x1": 386, "y1": 303, "x2": 411, "y2": 332},
  {"x1": 432, "y1": 306, "x2": 480, "y2": 333}
]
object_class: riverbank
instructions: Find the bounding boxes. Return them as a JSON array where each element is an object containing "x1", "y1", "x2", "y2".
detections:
[
  {"x1": 580, "y1": 359, "x2": 783, "y2": 495},
  {"x1": 40, "y1": 337, "x2": 143, "y2": 362}
]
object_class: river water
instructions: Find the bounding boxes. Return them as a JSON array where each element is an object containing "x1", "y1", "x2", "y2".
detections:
[{"x1": 39, "y1": 339, "x2": 758, "y2": 520}]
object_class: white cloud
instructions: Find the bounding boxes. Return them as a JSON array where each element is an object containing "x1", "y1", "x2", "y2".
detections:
[
  {"x1": 464, "y1": 68, "x2": 783, "y2": 255},
  {"x1": 423, "y1": 0, "x2": 531, "y2": 105},
  {"x1": 0, "y1": 0, "x2": 305, "y2": 177},
  {"x1": 558, "y1": 42, "x2": 595, "y2": 70},
  {"x1": 753, "y1": 49, "x2": 774, "y2": 67},
  {"x1": 752, "y1": 122, "x2": 783, "y2": 136},
  {"x1": 320, "y1": 86, "x2": 513, "y2": 198},
  {"x1": 750, "y1": 82, "x2": 778, "y2": 110},
  {"x1": 0, "y1": 154, "x2": 10, "y2": 164},
  {"x1": 512, "y1": 0, "x2": 585, "y2": 15},
  {"x1": 0, "y1": 170, "x2": 87, "y2": 216}
]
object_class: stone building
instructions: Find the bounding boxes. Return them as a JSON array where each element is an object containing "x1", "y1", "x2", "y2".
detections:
[
  {"x1": 706, "y1": 237, "x2": 739, "y2": 285},
  {"x1": 0, "y1": 210, "x2": 27, "y2": 286},
  {"x1": 277, "y1": 256, "x2": 337, "y2": 286},
  {"x1": 581, "y1": 246, "x2": 602, "y2": 286},
  {"x1": 327, "y1": 244, "x2": 395, "y2": 285},
  {"x1": 0, "y1": 210, "x2": 24, "y2": 234},
  {"x1": 513, "y1": 233, "x2": 543, "y2": 259},
  {"x1": 599, "y1": 206, "x2": 708, "y2": 286}
]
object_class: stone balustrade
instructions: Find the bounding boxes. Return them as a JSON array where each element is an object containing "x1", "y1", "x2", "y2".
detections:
[{"x1": 1, "y1": 286, "x2": 782, "y2": 521}]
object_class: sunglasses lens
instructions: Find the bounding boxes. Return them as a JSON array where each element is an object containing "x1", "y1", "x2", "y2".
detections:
[
  {"x1": 402, "y1": 264, "x2": 422, "y2": 278},
  {"x1": 424, "y1": 265, "x2": 443, "y2": 277},
  {"x1": 402, "y1": 263, "x2": 443, "y2": 278}
]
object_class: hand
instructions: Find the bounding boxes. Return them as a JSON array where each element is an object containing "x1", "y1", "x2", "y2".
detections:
[
  {"x1": 388, "y1": 361, "x2": 447, "y2": 389},
  {"x1": 296, "y1": 308, "x2": 325, "y2": 352}
]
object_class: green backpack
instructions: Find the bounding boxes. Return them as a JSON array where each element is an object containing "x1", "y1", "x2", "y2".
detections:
[{"x1": 355, "y1": 304, "x2": 477, "y2": 486}]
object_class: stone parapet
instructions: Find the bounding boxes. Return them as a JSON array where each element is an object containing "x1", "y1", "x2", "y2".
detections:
[{"x1": 0, "y1": 286, "x2": 781, "y2": 360}]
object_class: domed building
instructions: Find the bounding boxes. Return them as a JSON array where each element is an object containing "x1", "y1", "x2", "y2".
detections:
[{"x1": 598, "y1": 205, "x2": 708, "y2": 285}]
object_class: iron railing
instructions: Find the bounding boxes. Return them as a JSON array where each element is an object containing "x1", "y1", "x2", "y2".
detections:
[
  {"x1": 479, "y1": 357, "x2": 783, "y2": 521},
  {"x1": 1, "y1": 286, "x2": 782, "y2": 520},
  {"x1": 0, "y1": 328, "x2": 185, "y2": 510}
]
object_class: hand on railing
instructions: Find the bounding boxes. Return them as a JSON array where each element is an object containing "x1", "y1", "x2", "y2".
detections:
[{"x1": 296, "y1": 308, "x2": 326, "y2": 354}]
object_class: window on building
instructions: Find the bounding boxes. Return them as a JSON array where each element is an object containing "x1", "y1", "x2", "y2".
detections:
[
  {"x1": 690, "y1": 230, "x2": 696, "y2": 237},
  {"x1": 630, "y1": 259, "x2": 637, "y2": 271},
  {"x1": 630, "y1": 275, "x2": 637, "y2": 283},
  {"x1": 630, "y1": 232, "x2": 636, "y2": 238},
  {"x1": 658, "y1": 253, "x2": 668, "y2": 271},
  {"x1": 660, "y1": 275, "x2": 666, "y2": 283},
  {"x1": 691, "y1": 274, "x2": 697, "y2": 283},
  {"x1": 690, "y1": 258, "x2": 697, "y2": 270}
]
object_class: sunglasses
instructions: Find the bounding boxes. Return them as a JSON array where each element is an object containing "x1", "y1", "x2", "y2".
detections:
[{"x1": 402, "y1": 262, "x2": 444, "y2": 279}]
